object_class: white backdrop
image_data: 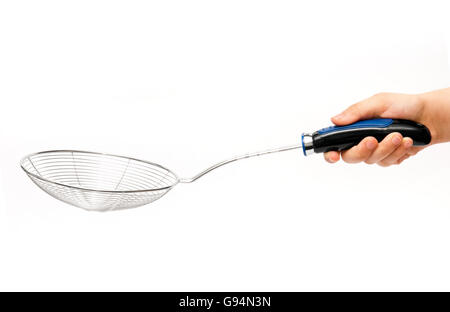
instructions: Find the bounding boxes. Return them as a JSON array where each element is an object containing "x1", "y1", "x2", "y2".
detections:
[{"x1": 1, "y1": 0, "x2": 450, "y2": 291}]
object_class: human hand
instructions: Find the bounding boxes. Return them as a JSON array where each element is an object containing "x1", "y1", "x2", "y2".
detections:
[{"x1": 324, "y1": 89, "x2": 450, "y2": 166}]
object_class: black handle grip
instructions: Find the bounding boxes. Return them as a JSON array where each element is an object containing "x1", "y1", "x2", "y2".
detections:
[{"x1": 305, "y1": 118, "x2": 431, "y2": 154}]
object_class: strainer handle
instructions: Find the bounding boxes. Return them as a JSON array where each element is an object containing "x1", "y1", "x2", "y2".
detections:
[
  {"x1": 179, "y1": 144, "x2": 302, "y2": 183},
  {"x1": 301, "y1": 118, "x2": 431, "y2": 156}
]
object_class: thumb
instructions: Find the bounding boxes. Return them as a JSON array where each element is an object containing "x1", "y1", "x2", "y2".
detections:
[{"x1": 331, "y1": 93, "x2": 389, "y2": 126}]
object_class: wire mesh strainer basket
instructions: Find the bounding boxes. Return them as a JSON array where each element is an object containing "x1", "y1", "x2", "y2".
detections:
[{"x1": 21, "y1": 150, "x2": 179, "y2": 211}]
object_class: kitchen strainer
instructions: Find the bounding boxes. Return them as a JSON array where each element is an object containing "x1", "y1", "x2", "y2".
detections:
[{"x1": 20, "y1": 119, "x2": 431, "y2": 211}]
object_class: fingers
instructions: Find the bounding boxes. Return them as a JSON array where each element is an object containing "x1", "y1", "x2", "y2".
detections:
[
  {"x1": 323, "y1": 133, "x2": 422, "y2": 166},
  {"x1": 324, "y1": 151, "x2": 340, "y2": 163},
  {"x1": 340, "y1": 136, "x2": 378, "y2": 163},
  {"x1": 364, "y1": 132, "x2": 403, "y2": 164},
  {"x1": 331, "y1": 93, "x2": 390, "y2": 126},
  {"x1": 377, "y1": 137, "x2": 413, "y2": 167}
]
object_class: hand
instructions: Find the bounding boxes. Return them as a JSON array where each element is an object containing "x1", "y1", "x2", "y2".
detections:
[{"x1": 324, "y1": 89, "x2": 450, "y2": 166}]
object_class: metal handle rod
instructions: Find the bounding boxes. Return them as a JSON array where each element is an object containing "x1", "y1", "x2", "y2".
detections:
[{"x1": 178, "y1": 143, "x2": 302, "y2": 183}]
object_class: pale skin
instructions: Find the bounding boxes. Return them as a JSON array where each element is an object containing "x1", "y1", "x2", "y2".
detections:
[{"x1": 324, "y1": 88, "x2": 450, "y2": 166}]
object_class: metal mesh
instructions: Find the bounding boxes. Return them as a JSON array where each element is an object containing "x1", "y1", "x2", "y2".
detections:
[{"x1": 20, "y1": 150, "x2": 178, "y2": 211}]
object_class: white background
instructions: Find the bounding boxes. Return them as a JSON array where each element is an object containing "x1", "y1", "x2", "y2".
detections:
[{"x1": 1, "y1": 0, "x2": 450, "y2": 291}]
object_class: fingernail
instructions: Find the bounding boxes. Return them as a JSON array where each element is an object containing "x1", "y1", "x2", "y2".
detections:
[
  {"x1": 404, "y1": 138, "x2": 413, "y2": 148},
  {"x1": 326, "y1": 155, "x2": 335, "y2": 163},
  {"x1": 392, "y1": 135, "x2": 401, "y2": 145},
  {"x1": 366, "y1": 139, "x2": 376, "y2": 150}
]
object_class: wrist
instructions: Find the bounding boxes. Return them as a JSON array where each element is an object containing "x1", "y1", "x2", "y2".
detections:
[{"x1": 418, "y1": 88, "x2": 450, "y2": 144}]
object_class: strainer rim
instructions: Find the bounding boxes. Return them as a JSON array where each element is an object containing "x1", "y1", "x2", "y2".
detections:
[{"x1": 20, "y1": 149, "x2": 179, "y2": 193}]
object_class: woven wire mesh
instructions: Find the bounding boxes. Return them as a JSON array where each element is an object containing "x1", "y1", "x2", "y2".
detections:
[{"x1": 21, "y1": 150, "x2": 178, "y2": 211}]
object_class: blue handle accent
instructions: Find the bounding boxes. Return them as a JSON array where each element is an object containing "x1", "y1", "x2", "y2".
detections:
[
  {"x1": 317, "y1": 118, "x2": 394, "y2": 134},
  {"x1": 301, "y1": 133, "x2": 307, "y2": 156}
]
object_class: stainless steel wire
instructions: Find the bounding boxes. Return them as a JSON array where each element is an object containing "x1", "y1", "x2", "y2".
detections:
[
  {"x1": 21, "y1": 150, "x2": 179, "y2": 211},
  {"x1": 21, "y1": 145, "x2": 301, "y2": 211}
]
